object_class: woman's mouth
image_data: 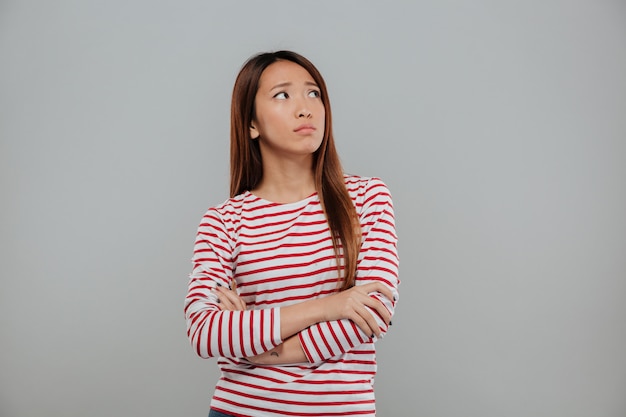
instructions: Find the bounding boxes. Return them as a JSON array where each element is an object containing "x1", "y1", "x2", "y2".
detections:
[{"x1": 294, "y1": 124, "x2": 316, "y2": 133}]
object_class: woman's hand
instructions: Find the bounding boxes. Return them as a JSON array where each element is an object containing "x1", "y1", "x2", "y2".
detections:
[
  {"x1": 213, "y1": 279, "x2": 247, "y2": 311},
  {"x1": 320, "y1": 282, "x2": 394, "y2": 338}
]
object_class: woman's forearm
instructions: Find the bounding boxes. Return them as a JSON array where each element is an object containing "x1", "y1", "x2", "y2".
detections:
[
  {"x1": 215, "y1": 283, "x2": 326, "y2": 341},
  {"x1": 213, "y1": 280, "x2": 393, "y2": 358},
  {"x1": 279, "y1": 282, "x2": 393, "y2": 341},
  {"x1": 247, "y1": 335, "x2": 307, "y2": 365},
  {"x1": 278, "y1": 298, "x2": 326, "y2": 340}
]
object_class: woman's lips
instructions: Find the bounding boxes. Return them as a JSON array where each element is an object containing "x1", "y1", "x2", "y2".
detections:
[{"x1": 294, "y1": 124, "x2": 316, "y2": 133}]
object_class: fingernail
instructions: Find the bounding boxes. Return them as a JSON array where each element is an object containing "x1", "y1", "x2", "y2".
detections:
[
  {"x1": 371, "y1": 334, "x2": 375, "y2": 338},
  {"x1": 389, "y1": 321, "x2": 393, "y2": 326},
  {"x1": 217, "y1": 283, "x2": 222, "y2": 287}
]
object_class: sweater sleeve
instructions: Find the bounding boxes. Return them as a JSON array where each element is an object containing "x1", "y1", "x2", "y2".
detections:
[
  {"x1": 184, "y1": 208, "x2": 283, "y2": 359},
  {"x1": 298, "y1": 178, "x2": 400, "y2": 363}
]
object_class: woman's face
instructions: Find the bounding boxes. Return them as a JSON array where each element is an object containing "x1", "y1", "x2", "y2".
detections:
[{"x1": 250, "y1": 60, "x2": 325, "y2": 163}]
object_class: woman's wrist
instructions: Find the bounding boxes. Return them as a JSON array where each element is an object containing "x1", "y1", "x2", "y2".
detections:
[
  {"x1": 279, "y1": 297, "x2": 326, "y2": 340},
  {"x1": 246, "y1": 336, "x2": 307, "y2": 365}
]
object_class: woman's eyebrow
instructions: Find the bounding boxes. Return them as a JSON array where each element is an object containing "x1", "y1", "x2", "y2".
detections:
[
  {"x1": 270, "y1": 81, "x2": 319, "y2": 90},
  {"x1": 270, "y1": 82, "x2": 291, "y2": 90}
]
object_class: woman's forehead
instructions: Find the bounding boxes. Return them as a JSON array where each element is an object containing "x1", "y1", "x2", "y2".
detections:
[{"x1": 258, "y1": 60, "x2": 317, "y2": 90}]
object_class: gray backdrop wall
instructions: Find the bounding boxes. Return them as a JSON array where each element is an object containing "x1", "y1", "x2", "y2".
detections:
[{"x1": 1, "y1": 1, "x2": 625, "y2": 416}]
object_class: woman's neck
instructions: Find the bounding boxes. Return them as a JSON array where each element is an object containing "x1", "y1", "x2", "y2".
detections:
[{"x1": 252, "y1": 156, "x2": 316, "y2": 204}]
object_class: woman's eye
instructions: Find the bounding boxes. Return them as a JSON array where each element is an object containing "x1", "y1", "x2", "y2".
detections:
[
  {"x1": 308, "y1": 90, "x2": 321, "y2": 98},
  {"x1": 274, "y1": 92, "x2": 288, "y2": 99}
]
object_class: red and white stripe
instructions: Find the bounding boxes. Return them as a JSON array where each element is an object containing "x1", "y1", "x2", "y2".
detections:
[{"x1": 185, "y1": 176, "x2": 399, "y2": 417}]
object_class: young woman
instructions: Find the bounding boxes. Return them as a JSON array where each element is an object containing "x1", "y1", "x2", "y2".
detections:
[{"x1": 185, "y1": 50, "x2": 399, "y2": 417}]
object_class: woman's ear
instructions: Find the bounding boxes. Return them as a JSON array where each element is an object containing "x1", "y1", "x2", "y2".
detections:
[{"x1": 249, "y1": 124, "x2": 260, "y2": 139}]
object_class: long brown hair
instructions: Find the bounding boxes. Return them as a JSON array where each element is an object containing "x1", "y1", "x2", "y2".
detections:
[{"x1": 230, "y1": 50, "x2": 360, "y2": 290}]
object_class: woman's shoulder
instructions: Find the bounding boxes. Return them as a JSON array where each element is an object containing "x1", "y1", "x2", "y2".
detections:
[
  {"x1": 344, "y1": 174, "x2": 390, "y2": 195},
  {"x1": 204, "y1": 190, "x2": 292, "y2": 224},
  {"x1": 200, "y1": 192, "x2": 249, "y2": 227}
]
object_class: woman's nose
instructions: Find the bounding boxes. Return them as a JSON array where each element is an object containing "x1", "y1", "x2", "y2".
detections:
[
  {"x1": 295, "y1": 96, "x2": 312, "y2": 118},
  {"x1": 298, "y1": 109, "x2": 312, "y2": 118}
]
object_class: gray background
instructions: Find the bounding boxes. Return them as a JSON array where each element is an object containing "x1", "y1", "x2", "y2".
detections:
[{"x1": 1, "y1": 1, "x2": 625, "y2": 416}]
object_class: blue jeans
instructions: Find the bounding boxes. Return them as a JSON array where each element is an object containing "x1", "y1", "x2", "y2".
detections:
[{"x1": 208, "y1": 409, "x2": 236, "y2": 417}]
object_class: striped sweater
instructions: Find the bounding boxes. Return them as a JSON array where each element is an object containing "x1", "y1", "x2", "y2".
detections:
[{"x1": 185, "y1": 176, "x2": 399, "y2": 417}]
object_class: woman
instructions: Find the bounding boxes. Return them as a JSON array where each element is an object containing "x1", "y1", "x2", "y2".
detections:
[{"x1": 185, "y1": 50, "x2": 399, "y2": 417}]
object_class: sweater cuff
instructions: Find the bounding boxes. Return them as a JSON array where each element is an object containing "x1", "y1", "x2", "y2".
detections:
[{"x1": 298, "y1": 327, "x2": 319, "y2": 363}]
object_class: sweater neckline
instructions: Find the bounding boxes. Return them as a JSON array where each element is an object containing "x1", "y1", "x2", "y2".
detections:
[{"x1": 244, "y1": 190, "x2": 318, "y2": 207}]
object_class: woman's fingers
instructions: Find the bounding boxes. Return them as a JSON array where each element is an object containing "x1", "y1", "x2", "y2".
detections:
[
  {"x1": 214, "y1": 283, "x2": 247, "y2": 311},
  {"x1": 323, "y1": 290, "x2": 388, "y2": 338},
  {"x1": 352, "y1": 302, "x2": 389, "y2": 338},
  {"x1": 343, "y1": 283, "x2": 393, "y2": 326},
  {"x1": 230, "y1": 280, "x2": 246, "y2": 310},
  {"x1": 350, "y1": 308, "x2": 376, "y2": 338},
  {"x1": 359, "y1": 282, "x2": 395, "y2": 303},
  {"x1": 362, "y1": 294, "x2": 391, "y2": 325}
]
